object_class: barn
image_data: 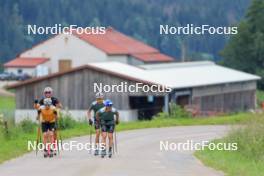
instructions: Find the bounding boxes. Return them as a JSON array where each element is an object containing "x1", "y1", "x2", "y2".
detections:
[
  {"x1": 7, "y1": 61, "x2": 260, "y2": 122},
  {"x1": 4, "y1": 27, "x2": 173, "y2": 76}
]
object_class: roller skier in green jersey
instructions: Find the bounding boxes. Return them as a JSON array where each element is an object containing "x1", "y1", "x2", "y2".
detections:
[{"x1": 96, "y1": 99, "x2": 119, "y2": 158}]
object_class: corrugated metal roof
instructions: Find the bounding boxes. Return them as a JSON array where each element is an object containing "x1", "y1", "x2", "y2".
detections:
[
  {"x1": 7, "y1": 61, "x2": 260, "y2": 90},
  {"x1": 89, "y1": 61, "x2": 261, "y2": 89}
]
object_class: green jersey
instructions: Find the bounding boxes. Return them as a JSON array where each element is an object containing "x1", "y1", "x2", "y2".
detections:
[
  {"x1": 89, "y1": 101, "x2": 105, "y2": 118},
  {"x1": 98, "y1": 107, "x2": 118, "y2": 125}
]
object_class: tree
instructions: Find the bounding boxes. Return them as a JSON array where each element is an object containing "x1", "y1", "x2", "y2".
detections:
[{"x1": 221, "y1": 0, "x2": 264, "y2": 89}]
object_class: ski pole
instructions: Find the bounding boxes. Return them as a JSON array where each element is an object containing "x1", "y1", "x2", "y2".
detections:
[
  {"x1": 55, "y1": 121, "x2": 60, "y2": 155},
  {"x1": 56, "y1": 120, "x2": 63, "y2": 155},
  {"x1": 36, "y1": 118, "x2": 41, "y2": 156},
  {"x1": 114, "y1": 129, "x2": 117, "y2": 154},
  {"x1": 89, "y1": 124, "x2": 93, "y2": 154}
]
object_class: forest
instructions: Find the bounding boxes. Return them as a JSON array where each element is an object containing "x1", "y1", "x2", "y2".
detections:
[{"x1": 0, "y1": 0, "x2": 250, "y2": 65}]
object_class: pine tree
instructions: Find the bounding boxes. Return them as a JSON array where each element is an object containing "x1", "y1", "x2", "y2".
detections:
[{"x1": 221, "y1": 0, "x2": 264, "y2": 89}]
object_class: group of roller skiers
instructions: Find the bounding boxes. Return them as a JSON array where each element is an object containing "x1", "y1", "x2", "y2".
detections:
[{"x1": 34, "y1": 87, "x2": 119, "y2": 158}]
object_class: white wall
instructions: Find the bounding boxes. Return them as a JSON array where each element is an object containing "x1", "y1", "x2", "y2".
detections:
[
  {"x1": 108, "y1": 55, "x2": 128, "y2": 64},
  {"x1": 5, "y1": 67, "x2": 35, "y2": 75},
  {"x1": 128, "y1": 56, "x2": 145, "y2": 66},
  {"x1": 107, "y1": 55, "x2": 144, "y2": 66},
  {"x1": 20, "y1": 34, "x2": 109, "y2": 73}
]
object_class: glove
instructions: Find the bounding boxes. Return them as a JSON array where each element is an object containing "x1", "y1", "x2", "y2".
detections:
[
  {"x1": 115, "y1": 120, "x2": 119, "y2": 125},
  {"x1": 89, "y1": 119, "x2": 93, "y2": 126},
  {"x1": 34, "y1": 99, "x2": 38, "y2": 104}
]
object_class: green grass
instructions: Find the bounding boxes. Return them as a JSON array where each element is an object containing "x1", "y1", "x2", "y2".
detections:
[
  {"x1": 195, "y1": 146, "x2": 264, "y2": 176},
  {"x1": 0, "y1": 96, "x2": 15, "y2": 110},
  {"x1": 117, "y1": 113, "x2": 252, "y2": 131},
  {"x1": 195, "y1": 115, "x2": 264, "y2": 176}
]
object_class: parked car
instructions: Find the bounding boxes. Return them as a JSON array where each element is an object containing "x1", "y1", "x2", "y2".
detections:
[
  {"x1": 0, "y1": 72, "x2": 11, "y2": 80},
  {"x1": 16, "y1": 73, "x2": 32, "y2": 81},
  {"x1": 0, "y1": 72, "x2": 32, "y2": 81}
]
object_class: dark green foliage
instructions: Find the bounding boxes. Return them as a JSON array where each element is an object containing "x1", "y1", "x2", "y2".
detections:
[
  {"x1": 19, "y1": 119, "x2": 36, "y2": 133},
  {"x1": 222, "y1": 0, "x2": 264, "y2": 89},
  {"x1": 0, "y1": 0, "x2": 250, "y2": 64},
  {"x1": 57, "y1": 114, "x2": 77, "y2": 130},
  {"x1": 155, "y1": 103, "x2": 191, "y2": 119}
]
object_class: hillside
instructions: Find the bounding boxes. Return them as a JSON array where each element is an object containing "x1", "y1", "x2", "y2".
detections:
[{"x1": 0, "y1": 0, "x2": 250, "y2": 66}]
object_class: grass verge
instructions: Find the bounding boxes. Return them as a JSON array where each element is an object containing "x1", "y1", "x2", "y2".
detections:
[{"x1": 195, "y1": 114, "x2": 264, "y2": 176}]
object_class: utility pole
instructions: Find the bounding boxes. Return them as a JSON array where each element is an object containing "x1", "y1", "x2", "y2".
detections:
[{"x1": 181, "y1": 39, "x2": 187, "y2": 62}]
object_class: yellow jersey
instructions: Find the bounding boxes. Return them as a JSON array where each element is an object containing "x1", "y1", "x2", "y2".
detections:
[{"x1": 38, "y1": 105, "x2": 57, "y2": 123}]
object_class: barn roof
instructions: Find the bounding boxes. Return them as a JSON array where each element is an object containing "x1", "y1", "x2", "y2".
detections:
[
  {"x1": 7, "y1": 61, "x2": 260, "y2": 90},
  {"x1": 89, "y1": 61, "x2": 261, "y2": 89},
  {"x1": 4, "y1": 57, "x2": 49, "y2": 68}
]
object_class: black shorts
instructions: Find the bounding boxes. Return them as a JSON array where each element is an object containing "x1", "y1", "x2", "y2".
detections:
[
  {"x1": 42, "y1": 122, "x2": 56, "y2": 133},
  {"x1": 101, "y1": 124, "x2": 115, "y2": 133}
]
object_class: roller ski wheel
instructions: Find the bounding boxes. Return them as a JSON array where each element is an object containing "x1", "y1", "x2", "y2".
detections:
[{"x1": 108, "y1": 150, "x2": 112, "y2": 158}]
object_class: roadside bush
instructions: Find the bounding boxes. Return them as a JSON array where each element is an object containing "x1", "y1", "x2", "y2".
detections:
[
  {"x1": 169, "y1": 103, "x2": 192, "y2": 118},
  {"x1": 19, "y1": 119, "x2": 36, "y2": 133},
  {"x1": 224, "y1": 115, "x2": 264, "y2": 161},
  {"x1": 58, "y1": 113, "x2": 77, "y2": 130},
  {"x1": 154, "y1": 103, "x2": 192, "y2": 119}
]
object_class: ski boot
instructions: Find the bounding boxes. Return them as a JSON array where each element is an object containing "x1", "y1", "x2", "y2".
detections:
[
  {"x1": 44, "y1": 149, "x2": 48, "y2": 158},
  {"x1": 101, "y1": 149, "x2": 106, "y2": 158},
  {"x1": 49, "y1": 149, "x2": 54, "y2": 158},
  {"x1": 108, "y1": 148, "x2": 112, "y2": 158},
  {"x1": 94, "y1": 149, "x2": 99, "y2": 156}
]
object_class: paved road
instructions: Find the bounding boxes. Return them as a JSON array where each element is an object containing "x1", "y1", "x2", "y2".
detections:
[{"x1": 0, "y1": 125, "x2": 230, "y2": 176}]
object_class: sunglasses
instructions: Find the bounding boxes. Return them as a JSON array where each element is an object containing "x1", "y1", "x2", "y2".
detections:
[{"x1": 44, "y1": 91, "x2": 51, "y2": 94}]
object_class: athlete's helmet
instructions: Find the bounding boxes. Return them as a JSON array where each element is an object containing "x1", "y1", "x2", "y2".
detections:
[
  {"x1": 43, "y1": 98, "x2": 52, "y2": 106},
  {"x1": 95, "y1": 92, "x2": 104, "y2": 99},
  {"x1": 43, "y1": 87, "x2": 53, "y2": 94},
  {"x1": 104, "y1": 99, "x2": 113, "y2": 107}
]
